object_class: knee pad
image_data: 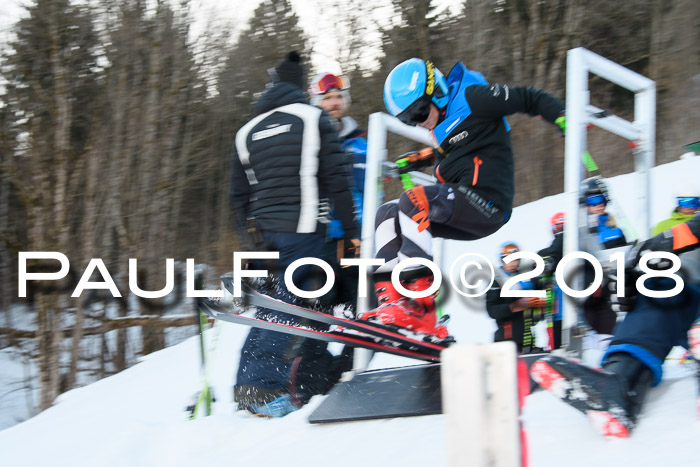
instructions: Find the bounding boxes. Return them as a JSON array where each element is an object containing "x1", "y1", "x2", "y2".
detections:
[{"x1": 375, "y1": 199, "x2": 399, "y2": 229}]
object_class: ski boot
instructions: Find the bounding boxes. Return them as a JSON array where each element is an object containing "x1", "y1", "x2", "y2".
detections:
[
  {"x1": 689, "y1": 318, "x2": 700, "y2": 418},
  {"x1": 530, "y1": 352, "x2": 653, "y2": 438},
  {"x1": 358, "y1": 276, "x2": 452, "y2": 343},
  {"x1": 248, "y1": 394, "x2": 298, "y2": 418}
]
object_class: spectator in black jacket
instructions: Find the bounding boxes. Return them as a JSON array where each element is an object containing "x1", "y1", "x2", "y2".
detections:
[
  {"x1": 230, "y1": 52, "x2": 359, "y2": 418},
  {"x1": 486, "y1": 242, "x2": 548, "y2": 354},
  {"x1": 536, "y1": 212, "x2": 566, "y2": 350}
]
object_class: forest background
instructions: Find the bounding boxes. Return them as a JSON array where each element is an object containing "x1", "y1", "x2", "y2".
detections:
[{"x1": 0, "y1": 0, "x2": 698, "y2": 412}]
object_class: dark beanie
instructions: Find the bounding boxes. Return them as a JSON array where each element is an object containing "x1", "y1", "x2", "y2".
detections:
[{"x1": 275, "y1": 51, "x2": 304, "y2": 89}]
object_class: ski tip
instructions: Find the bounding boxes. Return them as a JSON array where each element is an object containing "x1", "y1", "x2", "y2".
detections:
[
  {"x1": 529, "y1": 359, "x2": 563, "y2": 392},
  {"x1": 530, "y1": 358, "x2": 635, "y2": 439},
  {"x1": 586, "y1": 411, "x2": 630, "y2": 438}
]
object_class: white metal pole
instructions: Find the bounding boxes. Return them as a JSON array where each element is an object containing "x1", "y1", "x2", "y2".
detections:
[
  {"x1": 635, "y1": 85, "x2": 656, "y2": 236},
  {"x1": 562, "y1": 48, "x2": 587, "y2": 337},
  {"x1": 352, "y1": 113, "x2": 388, "y2": 373},
  {"x1": 353, "y1": 113, "x2": 436, "y2": 373},
  {"x1": 562, "y1": 47, "x2": 656, "y2": 351},
  {"x1": 579, "y1": 48, "x2": 655, "y2": 93}
]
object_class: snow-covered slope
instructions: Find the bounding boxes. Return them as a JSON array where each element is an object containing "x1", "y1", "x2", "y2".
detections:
[
  {"x1": 0, "y1": 318, "x2": 698, "y2": 467},
  {"x1": 2, "y1": 157, "x2": 700, "y2": 467}
]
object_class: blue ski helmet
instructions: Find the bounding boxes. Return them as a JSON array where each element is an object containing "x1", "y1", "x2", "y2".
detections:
[{"x1": 384, "y1": 58, "x2": 449, "y2": 125}]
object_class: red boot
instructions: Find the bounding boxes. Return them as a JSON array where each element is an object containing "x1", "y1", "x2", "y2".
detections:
[{"x1": 359, "y1": 277, "x2": 450, "y2": 340}]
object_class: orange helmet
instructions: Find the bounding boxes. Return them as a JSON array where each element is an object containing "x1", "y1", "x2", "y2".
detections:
[{"x1": 499, "y1": 242, "x2": 520, "y2": 260}]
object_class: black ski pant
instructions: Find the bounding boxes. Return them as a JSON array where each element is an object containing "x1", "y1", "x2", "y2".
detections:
[{"x1": 374, "y1": 183, "x2": 506, "y2": 274}]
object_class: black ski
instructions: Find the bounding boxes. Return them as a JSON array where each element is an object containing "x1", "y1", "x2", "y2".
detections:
[
  {"x1": 219, "y1": 275, "x2": 449, "y2": 355},
  {"x1": 198, "y1": 297, "x2": 442, "y2": 362},
  {"x1": 309, "y1": 363, "x2": 442, "y2": 423},
  {"x1": 310, "y1": 353, "x2": 547, "y2": 423}
]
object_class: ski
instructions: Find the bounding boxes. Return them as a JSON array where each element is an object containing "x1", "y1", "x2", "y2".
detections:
[
  {"x1": 197, "y1": 297, "x2": 443, "y2": 362},
  {"x1": 309, "y1": 363, "x2": 443, "y2": 423},
  {"x1": 219, "y1": 275, "x2": 450, "y2": 355},
  {"x1": 530, "y1": 355, "x2": 633, "y2": 438}
]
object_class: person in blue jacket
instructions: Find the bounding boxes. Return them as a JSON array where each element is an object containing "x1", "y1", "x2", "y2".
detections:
[
  {"x1": 309, "y1": 72, "x2": 367, "y2": 236},
  {"x1": 579, "y1": 179, "x2": 627, "y2": 356},
  {"x1": 308, "y1": 72, "x2": 368, "y2": 379},
  {"x1": 359, "y1": 58, "x2": 566, "y2": 340},
  {"x1": 581, "y1": 179, "x2": 627, "y2": 249}
]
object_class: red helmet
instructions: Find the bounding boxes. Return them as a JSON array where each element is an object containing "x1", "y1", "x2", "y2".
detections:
[{"x1": 550, "y1": 212, "x2": 565, "y2": 233}]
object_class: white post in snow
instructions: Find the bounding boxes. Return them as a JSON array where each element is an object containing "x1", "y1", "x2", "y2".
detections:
[
  {"x1": 353, "y1": 113, "x2": 436, "y2": 373},
  {"x1": 562, "y1": 48, "x2": 656, "y2": 341},
  {"x1": 441, "y1": 342, "x2": 521, "y2": 467}
]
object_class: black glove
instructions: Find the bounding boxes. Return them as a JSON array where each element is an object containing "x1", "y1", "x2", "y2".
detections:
[
  {"x1": 626, "y1": 238, "x2": 676, "y2": 271},
  {"x1": 604, "y1": 269, "x2": 638, "y2": 313},
  {"x1": 607, "y1": 240, "x2": 679, "y2": 313},
  {"x1": 542, "y1": 256, "x2": 557, "y2": 275},
  {"x1": 624, "y1": 240, "x2": 649, "y2": 269}
]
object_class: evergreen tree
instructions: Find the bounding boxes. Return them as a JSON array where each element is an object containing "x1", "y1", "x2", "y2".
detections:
[
  {"x1": 218, "y1": 0, "x2": 310, "y2": 129},
  {"x1": 2, "y1": 0, "x2": 101, "y2": 409}
]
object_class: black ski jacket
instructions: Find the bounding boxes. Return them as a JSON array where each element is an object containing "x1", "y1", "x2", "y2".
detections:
[
  {"x1": 433, "y1": 77, "x2": 565, "y2": 217},
  {"x1": 486, "y1": 273, "x2": 544, "y2": 353},
  {"x1": 230, "y1": 82, "x2": 358, "y2": 239}
]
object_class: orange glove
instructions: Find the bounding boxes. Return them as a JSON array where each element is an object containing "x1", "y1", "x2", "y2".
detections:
[{"x1": 395, "y1": 148, "x2": 435, "y2": 174}]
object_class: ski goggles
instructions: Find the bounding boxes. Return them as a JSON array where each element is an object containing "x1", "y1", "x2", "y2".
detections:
[
  {"x1": 500, "y1": 246, "x2": 520, "y2": 259},
  {"x1": 677, "y1": 196, "x2": 700, "y2": 209},
  {"x1": 312, "y1": 73, "x2": 349, "y2": 95},
  {"x1": 585, "y1": 193, "x2": 607, "y2": 206},
  {"x1": 397, "y1": 95, "x2": 432, "y2": 126}
]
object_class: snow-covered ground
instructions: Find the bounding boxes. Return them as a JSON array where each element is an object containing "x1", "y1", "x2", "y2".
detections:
[{"x1": 2, "y1": 156, "x2": 700, "y2": 466}]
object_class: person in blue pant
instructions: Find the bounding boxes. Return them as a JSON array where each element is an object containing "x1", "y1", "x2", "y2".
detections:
[{"x1": 531, "y1": 213, "x2": 700, "y2": 437}]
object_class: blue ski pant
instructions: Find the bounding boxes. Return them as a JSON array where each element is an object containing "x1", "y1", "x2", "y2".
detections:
[
  {"x1": 235, "y1": 231, "x2": 339, "y2": 406},
  {"x1": 604, "y1": 279, "x2": 700, "y2": 385}
]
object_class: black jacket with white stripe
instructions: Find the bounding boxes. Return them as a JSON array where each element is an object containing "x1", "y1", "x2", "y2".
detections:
[{"x1": 230, "y1": 82, "x2": 358, "y2": 239}]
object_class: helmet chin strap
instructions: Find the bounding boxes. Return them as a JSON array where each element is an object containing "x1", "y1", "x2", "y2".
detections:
[{"x1": 437, "y1": 107, "x2": 447, "y2": 125}]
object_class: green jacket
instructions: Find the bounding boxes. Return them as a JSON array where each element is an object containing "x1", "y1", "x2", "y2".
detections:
[{"x1": 652, "y1": 209, "x2": 697, "y2": 235}]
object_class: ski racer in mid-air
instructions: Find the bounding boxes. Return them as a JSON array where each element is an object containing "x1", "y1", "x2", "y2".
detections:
[{"x1": 358, "y1": 57, "x2": 566, "y2": 341}]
